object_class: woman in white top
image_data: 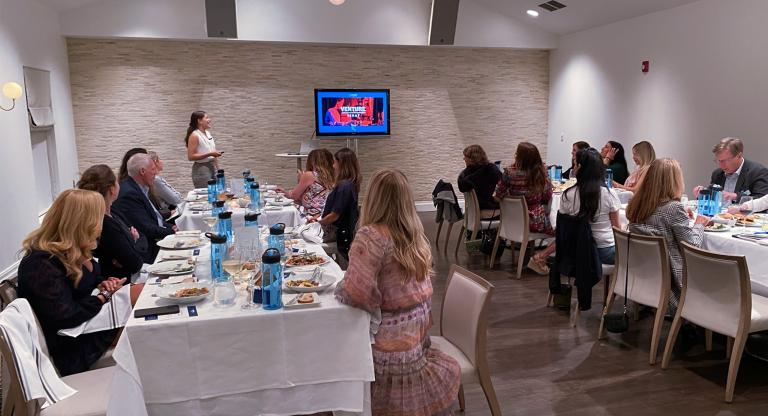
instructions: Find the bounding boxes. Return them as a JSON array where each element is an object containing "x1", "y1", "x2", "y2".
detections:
[
  {"x1": 559, "y1": 148, "x2": 622, "y2": 264},
  {"x1": 728, "y1": 194, "x2": 768, "y2": 214},
  {"x1": 185, "y1": 111, "x2": 223, "y2": 188}
]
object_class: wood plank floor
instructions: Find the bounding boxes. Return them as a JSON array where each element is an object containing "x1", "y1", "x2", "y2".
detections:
[{"x1": 421, "y1": 213, "x2": 768, "y2": 416}]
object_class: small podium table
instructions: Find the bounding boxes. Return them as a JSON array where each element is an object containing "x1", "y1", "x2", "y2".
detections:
[{"x1": 275, "y1": 153, "x2": 308, "y2": 170}]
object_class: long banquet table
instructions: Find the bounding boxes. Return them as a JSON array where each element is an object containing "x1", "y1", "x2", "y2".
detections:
[
  {"x1": 176, "y1": 191, "x2": 303, "y2": 231},
  {"x1": 107, "y1": 241, "x2": 374, "y2": 416}
]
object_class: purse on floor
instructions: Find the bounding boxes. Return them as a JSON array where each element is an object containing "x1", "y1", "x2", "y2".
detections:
[{"x1": 604, "y1": 233, "x2": 631, "y2": 334}]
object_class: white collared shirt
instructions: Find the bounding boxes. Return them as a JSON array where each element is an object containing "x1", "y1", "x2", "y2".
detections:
[{"x1": 723, "y1": 157, "x2": 745, "y2": 194}]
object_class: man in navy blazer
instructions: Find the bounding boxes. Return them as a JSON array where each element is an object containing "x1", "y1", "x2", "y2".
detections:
[
  {"x1": 112, "y1": 153, "x2": 176, "y2": 262},
  {"x1": 694, "y1": 137, "x2": 768, "y2": 203}
]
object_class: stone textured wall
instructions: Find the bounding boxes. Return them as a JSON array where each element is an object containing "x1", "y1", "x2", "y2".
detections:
[{"x1": 67, "y1": 38, "x2": 549, "y2": 201}]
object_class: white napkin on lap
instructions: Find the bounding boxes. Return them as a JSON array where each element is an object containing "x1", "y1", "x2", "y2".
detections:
[
  {"x1": 58, "y1": 285, "x2": 132, "y2": 337},
  {"x1": 0, "y1": 299, "x2": 77, "y2": 409},
  {"x1": 296, "y1": 222, "x2": 324, "y2": 244}
]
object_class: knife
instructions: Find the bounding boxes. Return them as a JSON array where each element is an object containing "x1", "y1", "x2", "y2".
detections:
[{"x1": 286, "y1": 293, "x2": 302, "y2": 305}]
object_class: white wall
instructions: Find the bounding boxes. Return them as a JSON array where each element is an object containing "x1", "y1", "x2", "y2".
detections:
[
  {"x1": 59, "y1": 0, "x2": 555, "y2": 48},
  {"x1": 548, "y1": 0, "x2": 768, "y2": 189},
  {"x1": 0, "y1": 0, "x2": 80, "y2": 270},
  {"x1": 453, "y1": 0, "x2": 557, "y2": 49}
]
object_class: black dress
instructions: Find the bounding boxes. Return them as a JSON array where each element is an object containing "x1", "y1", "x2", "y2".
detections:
[
  {"x1": 17, "y1": 250, "x2": 117, "y2": 376},
  {"x1": 457, "y1": 163, "x2": 502, "y2": 210},
  {"x1": 322, "y1": 179, "x2": 359, "y2": 258},
  {"x1": 94, "y1": 211, "x2": 146, "y2": 278}
]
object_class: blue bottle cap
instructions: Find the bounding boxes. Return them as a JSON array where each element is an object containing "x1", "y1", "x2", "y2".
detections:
[{"x1": 262, "y1": 248, "x2": 282, "y2": 264}]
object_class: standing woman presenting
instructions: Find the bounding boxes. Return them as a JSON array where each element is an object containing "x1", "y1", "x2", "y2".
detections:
[{"x1": 185, "y1": 111, "x2": 223, "y2": 188}]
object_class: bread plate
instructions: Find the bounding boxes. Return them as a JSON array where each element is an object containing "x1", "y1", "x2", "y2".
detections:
[
  {"x1": 157, "y1": 283, "x2": 211, "y2": 304},
  {"x1": 281, "y1": 292, "x2": 320, "y2": 309},
  {"x1": 284, "y1": 272, "x2": 336, "y2": 293},
  {"x1": 146, "y1": 260, "x2": 195, "y2": 275}
]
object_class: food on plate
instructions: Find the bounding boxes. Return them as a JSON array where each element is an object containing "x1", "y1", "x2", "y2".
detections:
[
  {"x1": 171, "y1": 287, "x2": 209, "y2": 298},
  {"x1": 297, "y1": 293, "x2": 315, "y2": 304},
  {"x1": 174, "y1": 238, "x2": 201, "y2": 248},
  {"x1": 286, "y1": 279, "x2": 320, "y2": 288},
  {"x1": 285, "y1": 254, "x2": 326, "y2": 267},
  {"x1": 705, "y1": 223, "x2": 728, "y2": 231},
  {"x1": 718, "y1": 213, "x2": 756, "y2": 222}
]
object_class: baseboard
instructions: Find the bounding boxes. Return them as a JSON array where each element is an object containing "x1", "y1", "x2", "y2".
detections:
[{"x1": 415, "y1": 200, "x2": 465, "y2": 212}]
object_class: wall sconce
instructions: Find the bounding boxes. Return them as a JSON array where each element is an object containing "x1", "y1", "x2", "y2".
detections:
[
  {"x1": 329, "y1": 0, "x2": 345, "y2": 5},
  {"x1": 1, "y1": 82, "x2": 23, "y2": 111}
]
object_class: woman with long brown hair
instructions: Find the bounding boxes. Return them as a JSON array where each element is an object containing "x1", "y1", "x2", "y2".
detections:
[
  {"x1": 494, "y1": 142, "x2": 554, "y2": 273},
  {"x1": 185, "y1": 111, "x2": 223, "y2": 188},
  {"x1": 335, "y1": 169, "x2": 460, "y2": 415},
  {"x1": 278, "y1": 148, "x2": 335, "y2": 216},
  {"x1": 627, "y1": 158, "x2": 709, "y2": 310},
  {"x1": 314, "y1": 147, "x2": 362, "y2": 259},
  {"x1": 614, "y1": 140, "x2": 656, "y2": 193},
  {"x1": 458, "y1": 144, "x2": 501, "y2": 215},
  {"x1": 17, "y1": 189, "x2": 128, "y2": 375}
]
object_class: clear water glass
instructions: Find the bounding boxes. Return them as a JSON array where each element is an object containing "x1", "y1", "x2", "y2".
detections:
[
  {"x1": 739, "y1": 196, "x2": 753, "y2": 232},
  {"x1": 241, "y1": 245, "x2": 262, "y2": 310}
]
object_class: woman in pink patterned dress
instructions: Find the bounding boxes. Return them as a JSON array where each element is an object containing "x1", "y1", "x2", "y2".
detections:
[
  {"x1": 335, "y1": 169, "x2": 460, "y2": 416},
  {"x1": 278, "y1": 149, "x2": 334, "y2": 216}
]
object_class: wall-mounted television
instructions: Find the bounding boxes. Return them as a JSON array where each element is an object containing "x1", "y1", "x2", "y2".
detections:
[{"x1": 314, "y1": 89, "x2": 390, "y2": 136}]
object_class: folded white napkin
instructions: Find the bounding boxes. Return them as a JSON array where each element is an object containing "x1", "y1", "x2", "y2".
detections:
[
  {"x1": 0, "y1": 299, "x2": 76, "y2": 409},
  {"x1": 57, "y1": 285, "x2": 132, "y2": 337},
  {"x1": 296, "y1": 222, "x2": 324, "y2": 244}
]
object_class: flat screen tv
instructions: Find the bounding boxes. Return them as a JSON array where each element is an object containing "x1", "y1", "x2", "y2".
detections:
[{"x1": 314, "y1": 89, "x2": 390, "y2": 136}]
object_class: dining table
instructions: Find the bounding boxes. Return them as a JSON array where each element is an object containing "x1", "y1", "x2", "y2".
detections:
[
  {"x1": 107, "y1": 235, "x2": 374, "y2": 416},
  {"x1": 176, "y1": 190, "x2": 303, "y2": 231}
]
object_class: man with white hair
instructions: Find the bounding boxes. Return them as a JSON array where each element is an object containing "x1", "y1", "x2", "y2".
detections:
[{"x1": 113, "y1": 153, "x2": 176, "y2": 262}]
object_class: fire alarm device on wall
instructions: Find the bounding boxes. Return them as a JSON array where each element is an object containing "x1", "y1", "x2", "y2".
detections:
[{"x1": 641, "y1": 60, "x2": 650, "y2": 73}]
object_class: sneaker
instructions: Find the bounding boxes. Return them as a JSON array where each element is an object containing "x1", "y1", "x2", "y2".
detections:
[{"x1": 527, "y1": 257, "x2": 550, "y2": 275}]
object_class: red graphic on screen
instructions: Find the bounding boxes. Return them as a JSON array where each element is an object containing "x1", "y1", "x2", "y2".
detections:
[{"x1": 322, "y1": 97, "x2": 384, "y2": 127}]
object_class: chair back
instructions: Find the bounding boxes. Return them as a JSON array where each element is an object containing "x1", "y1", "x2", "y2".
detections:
[
  {"x1": 0, "y1": 278, "x2": 19, "y2": 310},
  {"x1": 498, "y1": 197, "x2": 529, "y2": 242},
  {"x1": 439, "y1": 265, "x2": 494, "y2": 366},
  {"x1": 462, "y1": 190, "x2": 482, "y2": 232},
  {"x1": 612, "y1": 228, "x2": 670, "y2": 309},
  {"x1": 679, "y1": 242, "x2": 751, "y2": 338}
]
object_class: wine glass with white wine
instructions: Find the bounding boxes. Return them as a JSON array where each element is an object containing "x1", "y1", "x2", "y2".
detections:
[{"x1": 202, "y1": 216, "x2": 218, "y2": 231}]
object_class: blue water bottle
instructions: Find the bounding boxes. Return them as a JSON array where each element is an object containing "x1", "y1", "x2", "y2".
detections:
[
  {"x1": 217, "y1": 211, "x2": 234, "y2": 246},
  {"x1": 555, "y1": 165, "x2": 563, "y2": 182},
  {"x1": 207, "y1": 179, "x2": 217, "y2": 204},
  {"x1": 261, "y1": 248, "x2": 283, "y2": 310},
  {"x1": 242, "y1": 170, "x2": 251, "y2": 191},
  {"x1": 205, "y1": 232, "x2": 228, "y2": 282},
  {"x1": 710, "y1": 184, "x2": 723, "y2": 215},
  {"x1": 605, "y1": 168, "x2": 613, "y2": 188},
  {"x1": 697, "y1": 188, "x2": 712, "y2": 216},
  {"x1": 249, "y1": 183, "x2": 262, "y2": 211},
  {"x1": 216, "y1": 170, "x2": 225, "y2": 194},
  {"x1": 245, "y1": 177, "x2": 255, "y2": 196},
  {"x1": 212, "y1": 200, "x2": 225, "y2": 217},
  {"x1": 268, "y1": 223, "x2": 286, "y2": 257}
]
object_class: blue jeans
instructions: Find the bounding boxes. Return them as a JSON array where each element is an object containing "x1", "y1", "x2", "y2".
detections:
[{"x1": 597, "y1": 245, "x2": 616, "y2": 265}]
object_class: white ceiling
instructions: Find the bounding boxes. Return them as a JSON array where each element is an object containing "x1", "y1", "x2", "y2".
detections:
[
  {"x1": 474, "y1": 0, "x2": 703, "y2": 35},
  {"x1": 37, "y1": 0, "x2": 704, "y2": 36}
]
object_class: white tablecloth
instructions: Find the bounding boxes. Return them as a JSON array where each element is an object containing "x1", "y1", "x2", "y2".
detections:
[
  {"x1": 702, "y1": 230, "x2": 768, "y2": 297},
  {"x1": 176, "y1": 194, "x2": 303, "y2": 231},
  {"x1": 108, "y1": 243, "x2": 374, "y2": 416}
]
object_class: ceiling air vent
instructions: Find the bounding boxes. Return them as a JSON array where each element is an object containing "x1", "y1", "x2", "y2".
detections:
[{"x1": 538, "y1": 1, "x2": 567, "y2": 12}]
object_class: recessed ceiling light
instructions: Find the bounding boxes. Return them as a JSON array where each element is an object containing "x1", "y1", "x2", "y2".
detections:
[
  {"x1": 329, "y1": 0, "x2": 345, "y2": 5},
  {"x1": 527, "y1": 9, "x2": 539, "y2": 17}
]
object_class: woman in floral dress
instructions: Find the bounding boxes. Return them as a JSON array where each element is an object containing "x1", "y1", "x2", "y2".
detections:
[{"x1": 335, "y1": 169, "x2": 460, "y2": 416}]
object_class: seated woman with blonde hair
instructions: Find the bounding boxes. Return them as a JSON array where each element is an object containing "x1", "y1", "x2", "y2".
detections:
[
  {"x1": 613, "y1": 140, "x2": 656, "y2": 193},
  {"x1": 335, "y1": 169, "x2": 460, "y2": 415},
  {"x1": 17, "y1": 189, "x2": 142, "y2": 376},
  {"x1": 278, "y1": 148, "x2": 335, "y2": 216}
]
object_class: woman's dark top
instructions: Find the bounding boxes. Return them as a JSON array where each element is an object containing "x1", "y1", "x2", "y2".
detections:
[
  {"x1": 93, "y1": 210, "x2": 145, "y2": 278},
  {"x1": 322, "y1": 179, "x2": 359, "y2": 255},
  {"x1": 17, "y1": 250, "x2": 117, "y2": 376},
  {"x1": 606, "y1": 161, "x2": 629, "y2": 185},
  {"x1": 457, "y1": 163, "x2": 502, "y2": 210}
]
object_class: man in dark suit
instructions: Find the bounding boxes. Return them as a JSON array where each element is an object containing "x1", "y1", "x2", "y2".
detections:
[
  {"x1": 694, "y1": 137, "x2": 768, "y2": 203},
  {"x1": 112, "y1": 153, "x2": 176, "y2": 262}
]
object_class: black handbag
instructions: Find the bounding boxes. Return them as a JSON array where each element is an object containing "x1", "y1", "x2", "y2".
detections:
[
  {"x1": 604, "y1": 233, "x2": 631, "y2": 333},
  {"x1": 479, "y1": 210, "x2": 502, "y2": 257}
]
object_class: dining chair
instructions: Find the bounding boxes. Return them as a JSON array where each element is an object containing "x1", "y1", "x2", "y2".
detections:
[
  {"x1": 0, "y1": 299, "x2": 115, "y2": 416},
  {"x1": 599, "y1": 228, "x2": 671, "y2": 365},
  {"x1": 430, "y1": 265, "x2": 501, "y2": 416},
  {"x1": 454, "y1": 190, "x2": 499, "y2": 257},
  {"x1": 661, "y1": 242, "x2": 768, "y2": 402},
  {"x1": 490, "y1": 197, "x2": 552, "y2": 279}
]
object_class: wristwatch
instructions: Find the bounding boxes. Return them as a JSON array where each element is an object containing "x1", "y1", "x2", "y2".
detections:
[{"x1": 98, "y1": 289, "x2": 112, "y2": 302}]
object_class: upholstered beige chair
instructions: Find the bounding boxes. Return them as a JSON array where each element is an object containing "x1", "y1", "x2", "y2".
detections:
[
  {"x1": 454, "y1": 190, "x2": 499, "y2": 257},
  {"x1": 490, "y1": 197, "x2": 552, "y2": 278},
  {"x1": 0, "y1": 300, "x2": 115, "y2": 416},
  {"x1": 662, "y1": 242, "x2": 768, "y2": 402},
  {"x1": 430, "y1": 265, "x2": 501, "y2": 415},
  {"x1": 599, "y1": 228, "x2": 671, "y2": 365}
]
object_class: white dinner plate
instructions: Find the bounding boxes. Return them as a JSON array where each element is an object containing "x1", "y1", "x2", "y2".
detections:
[
  {"x1": 193, "y1": 188, "x2": 208, "y2": 195},
  {"x1": 146, "y1": 260, "x2": 195, "y2": 275},
  {"x1": 157, "y1": 236, "x2": 205, "y2": 249},
  {"x1": 157, "y1": 283, "x2": 211, "y2": 304},
  {"x1": 266, "y1": 198, "x2": 294, "y2": 206},
  {"x1": 262, "y1": 206, "x2": 283, "y2": 211},
  {"x1": 284, "y1": 254, "x2": 331, "y2": 269},
  {"x1": 186, "y1": 194, "x2": 207, "y2": 202},
  {"x1": 187, "y1": 202, "x2": 208, "y2": 211},
  {"x1": 284, "y1": 272, "x2": 336, "y2": 293},
  {"x1": 281, "y1": 293, "x2": 321, "y2": 309},
  {"x1": 704, "y1": 225, "x2": 731, "y2": 232}
]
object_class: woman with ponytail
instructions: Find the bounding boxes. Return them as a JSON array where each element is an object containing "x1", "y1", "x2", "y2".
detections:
[{"x1": 185, "y1": 111, "x2": 223, "y2": 188}]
